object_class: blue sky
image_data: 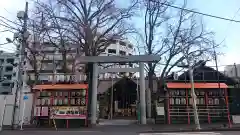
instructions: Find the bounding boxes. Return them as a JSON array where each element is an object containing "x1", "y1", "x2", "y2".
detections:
[
  {"x1": 186, "y1": 0, "x2": 240, "y2": 70},
  {"x1": 0, "y1": 0, "x2": 240, "y2": 71}
]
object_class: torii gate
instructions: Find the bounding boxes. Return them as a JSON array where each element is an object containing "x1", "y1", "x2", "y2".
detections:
[{"x1": 77, "y1": 55, "x2": 161, "y2": 124}]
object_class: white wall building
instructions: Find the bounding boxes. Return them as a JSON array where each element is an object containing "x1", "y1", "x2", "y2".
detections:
[
  {"x1": 0, "y1": 52, "x2": 26, "y2": 126},
  {"x1": 99, "y1": 39, "x2": 135, "y2": 78},
  {"x1": 24, "y1": 39, "x2": 136, "y2": 82}
]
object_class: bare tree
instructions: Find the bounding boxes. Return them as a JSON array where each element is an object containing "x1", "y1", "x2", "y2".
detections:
[
  {"x1": 137, "y1": 0, "x2": 170, "y2": 118},
  {"x1": 24, "y1": 19, "x2": 49, "y2": 87},
  {"x1": 137, "y1": 0, "x2": 216, "y2": 118},
  {"x1": 160, "y1": 1, "x2": 217, "y2": 129},
  {"x1": 178, "y1": 25, "x2": 216, "y2": 129},
  {"x1": 32, "y1": 0, "x2": 138, "y2": 78},
  {"x1": 142, "y1": 0, "x2": 169, "y2": 91},
  {"x1": 31, "y1": 0, "x2": 138, "y2": 124},
  {"x1": 138, "y1": 0, "x2": 215, "y2": 90}
]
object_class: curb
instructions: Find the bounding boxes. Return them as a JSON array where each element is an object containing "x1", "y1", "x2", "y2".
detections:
[{"x1": 140, "y1": 128, "x2": 240, "y2": 133}]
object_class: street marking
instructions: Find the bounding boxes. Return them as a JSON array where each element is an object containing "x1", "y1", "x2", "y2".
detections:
[{"x1": 139, "y1": 132, "x2": 221, "y2": 135}]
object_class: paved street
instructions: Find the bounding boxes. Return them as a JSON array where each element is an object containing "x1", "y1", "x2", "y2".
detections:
[
  {"x1": 140, "y1": 132, "x2": 240, "y2": 135},
  {"x1": 1, "y1": 130, "x2": 240, "y2": 135},
  {"x1": 0, "y1": 130, "x2": 137, "y2": 135},
  {"x1": 1, "y1": 120, "x2": 240, "y2": 135}
]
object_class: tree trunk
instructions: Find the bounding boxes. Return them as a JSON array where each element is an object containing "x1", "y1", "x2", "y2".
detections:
[
  {"x1": 147, "y1": 68, "x2": 154, "y2": 118},
  {"x1": 189, "y1": 68, "x2": 201, "y2": 129},
  {"x1": 86, "y1": 63, "x2": 93, "y2": 126},
  {"x1": 62, "y1": 50, "x2": 68, "y2": 81},
  {"x1": 159, "y1": 64, "x2": 170, "y2": 124}
]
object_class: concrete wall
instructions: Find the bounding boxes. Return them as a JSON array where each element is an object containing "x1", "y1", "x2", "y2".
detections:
[{"x1": 0, "y1": 82, "x2": 33, "y2": 126}]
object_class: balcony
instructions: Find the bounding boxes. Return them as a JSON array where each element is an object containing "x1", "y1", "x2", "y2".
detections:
[
  {"x1": 0, "y1": 85, "x2": 12, "y2": 94},
  {"x1": 27, "y1": 73, "x2": 87, "y2": 85},
  {"x1": 0, "y1": 80, "x2": 13, "y2": 94},
  {"x1": 4, "y1": 66, "x2": 14, "y2": 75},
  {"x1": 35, "y1": 53, "x2": 76, "y2": 61}
]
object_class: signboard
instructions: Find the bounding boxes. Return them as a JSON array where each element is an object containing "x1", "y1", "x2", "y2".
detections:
[
  {"x1": 50, "y1": 106, "x2": 86, "y2": 119},
  {"x1": 23, "y1": 95, "x2": 28, "y2": 100},
  {"x1": 156, "y1": 107, "x2": 165, "y2": 115},
  {"x1": 232, "y1": 115, "x2": 240, "y2": 124}
]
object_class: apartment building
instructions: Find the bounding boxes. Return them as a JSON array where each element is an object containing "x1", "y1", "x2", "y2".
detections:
[
  {"x1": 24, "y1": 39, "x2": 136, "y2": 83},
  {"x1": 0, "y1": 52, "x2": 18, "y2": 126},
  {"x1": 99, "y1": 39, "x2": 135, "y2": 78},
  {"x1": 0, "y1": 52, "x2": 15, "y2": 93}
]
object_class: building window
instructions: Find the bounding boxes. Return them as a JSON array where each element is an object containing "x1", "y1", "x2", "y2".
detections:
[
  {"x1": 128, "y1": 44, "x2": 133, "y2": 49},
  {"x1": 119, "y1": 62, "x2": 126, "y2": 65},
  {"x1": 6, "y1": 58, "x2": 14, "y2": 64},
  {"x1": 111, "y1": 40, "x2": 117, "y2": 44},
  {"x1": 119, "y1": 50, "x2": 126, "y2": 55},
  {"x1": 108, "y1": 49, "x2": 116, "y2": 54},
  {"x1": 0, "y1": 59, "x2": 4, "y2": 64},
  {"x1": 119, "y1": 41, "x2": 126, "y2": 46},
  {"x1": 5, "y1": 66, "x2": 13, "y2": 72},
  {"x1": 44, "y1": 50, "x2": 55, "y2": 53},
  {"x1": 68, "y1": 50, "x2": 76, "y2": 53},
  {"x1": 129, "y1": 63, "x2": 133, "y2": 67},
  {"x1": 4, "y1": 75, "x2": 12, "y2": 80},
  {"x1": 41, "y1": 60, "x2": 53, "y2": 63},
  {"x1": 119, "y1": 72, "x2": 126, "y2": 76},
  {"x1": 2, "y1": 83, "x2": 11, "y2": 87}
]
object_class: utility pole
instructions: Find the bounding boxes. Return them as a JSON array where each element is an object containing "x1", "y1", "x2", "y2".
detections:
[
  {"x1": 234, "y1": 63, "x2": 238, "y2": 78},
  {"x1": 110, "y1": 73, "x2": 114, "y2": 119},
  {"x1": 213, "y1": 43, "x2": 220, "y2": 89},
  {"x1": 234, "y1": 63, "x2": 239, "y2": 87},
  {"x1": 11, "y1": 2, "x2": 28, "y2": 129}
]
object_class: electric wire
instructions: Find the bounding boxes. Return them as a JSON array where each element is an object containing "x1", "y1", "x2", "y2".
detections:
[
  {"x1": 0, "y1": 2, "x2": 239, "y2": 67},
  {"x1": 160, "y1": 2, "x2": 240, "y2": 23},
  {"x1": 217, "y1": 7, "x2": 240, "y2": 46}
]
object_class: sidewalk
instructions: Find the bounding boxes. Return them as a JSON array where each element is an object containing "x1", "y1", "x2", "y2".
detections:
[
  {"x1": 3, "y1": 123, "x2": 240, "y2": 133},
  {"x1": 141, "y1": 123, "x2": 240, "y2": 133}
]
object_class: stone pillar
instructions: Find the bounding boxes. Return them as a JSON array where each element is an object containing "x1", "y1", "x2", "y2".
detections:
[
  {"x1": 139, "y1": 62, "x2": 146, "y2": 124},
  {"x1": 91, "y1": 63, "x2": 98, "y2": 125},
  {"x1": 146, "y1": 88, "x2": 151, "y2": 118}
]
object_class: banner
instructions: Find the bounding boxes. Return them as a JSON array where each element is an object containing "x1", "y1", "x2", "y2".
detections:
[
  {"x1": 50, "y1": 106, "x2": 86, "y2": 119},
  {"x1": 51, "y1": 106, "x2": 80, "y2": 114}
]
